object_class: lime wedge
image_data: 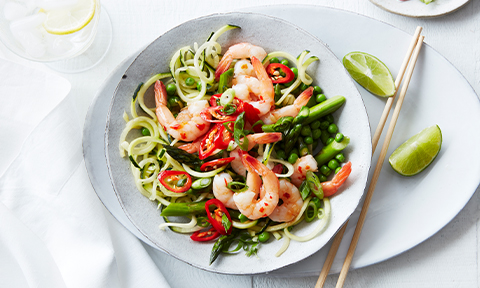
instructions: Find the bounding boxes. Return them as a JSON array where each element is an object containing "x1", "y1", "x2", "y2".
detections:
[
  {"x1": 343, "y1": 51, "x2": 395, "y2": 97},
  {"x1": 389, "y1": 125, "x2": 442, "y2": 176},
  {"x1": 43, "y1": 0, "x2": 96, "y2": 35}
]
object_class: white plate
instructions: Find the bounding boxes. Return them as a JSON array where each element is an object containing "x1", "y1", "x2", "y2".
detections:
[
  {"x1": 83, "y1": 6, "x2": 480, "y2": 276},
  {"x1": 103, "y1": 12, "x2": 371, "y2": 274},
  {"x1": 369, "y1": 0, "x2": 469, "y2": 18},
  {"x1": 246, "y1": 5, "x2": 480, "y2": 275}
]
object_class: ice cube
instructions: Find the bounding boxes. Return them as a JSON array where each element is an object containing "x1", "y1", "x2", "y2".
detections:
[
  {"x1": 47, "y1": 36, "x2": 73, "y2": 56},
  {"x1": 9, "y1": 12, "x2": 46, "y2": 31},
  {"x1": 3, "y1": 1, "x2": 29, "y2": 21},
  {"x1": 25, "y1": 41, "x2": 46, "y2": 58},
  {"x1": 35, "y1": 0, "x2": 78, "y2": 10},
  {"x1": 9, "y1": 26, "x2": 46, "y2": 58}
]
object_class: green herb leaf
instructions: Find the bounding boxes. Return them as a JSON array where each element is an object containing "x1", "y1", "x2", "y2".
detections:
[
  {"x1": 221, "y1": 103, "x2": 237, "y2": 115},
  {"x1": 222, "y1": 214, "x2": 231, "y2": 233},
  {"x1": 234, "y1": 112, "x2": 249, "y2": 150}
]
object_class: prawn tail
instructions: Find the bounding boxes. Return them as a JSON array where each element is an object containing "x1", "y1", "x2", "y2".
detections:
[
  {"x1": 178, "y1": 139, "x2": 201, "y2": 153},
  {"x1": 241, "y1": 153, "x2": 268, "y2": 175},
  {"x1": 251, "y1": 56, "x2": 268, "y2": 81},
  {"x1": 322, "y1": 161, "x2": 352, "y2": 197},
  {"x1": 248, "y1": 132, "x2": 282, "y2": 146},
  {"x1": 154, "y1": 80, "x2": 168, "y2": 107},
  {"x1": 295, "y1": 86, "x2": 314, "y2": 107},
  {"x1": 215, "y1": 53, "x2": 233, "y2": 81}
]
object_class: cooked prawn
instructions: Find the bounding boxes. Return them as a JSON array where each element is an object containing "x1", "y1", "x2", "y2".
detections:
[
  {"x1": 232, "y1": 75, "x2": 262, "y2": 102},
  {"x1": 230, "y1": 132, "x2": 282, "y2": 177},
  {"x1": 233, "y1": 153, "x2": 280, "y2": 220},
  {"x1": 247, "y1": 56, "x2": 275, "y2": 116},
  {"x1": 290, "y1": 155, "x2": 318, "y2": 187},
  {"x1": 155, "y1": 80, "x2": 211, "y2": 142},
  {"x1": 178, "y1": 137, "x2": 201, "y2": 153},
  {"x1": 215, "y1": 43, "x2": 267, "y2": 81},
  {"x1": 233, "y1": 59, "x2": 256, "y2": 78},
  {"x1": 322, "y1": 161, "x2": 352, "y2": 197},
  {"x1": 212, "y1": 170, "x2": 261, "y2": 210},
  {"x1": 268, "y1": 179, "x2": 304, "y2": 222},
  {"x1": 261, "y1": 86, "x2": 314, "y2": 125}
]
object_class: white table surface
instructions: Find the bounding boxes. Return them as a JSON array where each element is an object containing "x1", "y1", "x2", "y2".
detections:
[{"x1": 1, "y1": 1, "x2": 479, "y2": 287}]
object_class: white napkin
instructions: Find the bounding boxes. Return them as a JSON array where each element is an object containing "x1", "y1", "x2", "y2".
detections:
[{"x1": 0, "y1": 59, "x2": 170, "y2": 288}]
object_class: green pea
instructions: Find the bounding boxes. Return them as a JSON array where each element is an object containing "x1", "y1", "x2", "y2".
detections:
[
  {"x1": 300, "y1": 83, "x2": 310, "y2": 91},
  {"x1": 320, "y1": 130, "x2": 330, "y2": 145},
  {"x1": 312, "y1": 129, "x2": 322, "y2": 140},
  {"x1": 320, "y1": 120, "x2": 330, "y2": 130},
  {"x1": 291, "y1": 67, "x2": 298, "y2": 77},
  {"x1": 311, "y1": 140, "x2": 319, "y2": 149},
  {"x1": 304, "y1": 136, "x2": 314, "y2": 145},
  {"x1": 313, "y1": 85, "x2": 323, "y2": 94},
  {"x1": 320, "y1": 165, "x2": 332, "y2": 176},
  {"x1": 288, "y1": 153, "x2": 299, "y2": 164},
  {"x1": 185, "y1": 77, "x2": 195, "y2": 87},
  {"x1": 276, "y1": 150, "x2": 286, "y2": 160},
  {"x1": 326, "y1": 137, "x2": 334, "y2": 145},
  {"x1": 166, "y1": 83, "x2": 176, "y2": 95},
  {"x1": 335, "y1": 133, "x2": 344, "y2": 142},
  {"x1": 269, "y1": 57, "x2": 279, "y2": 64},
  {"x1": 239, "y1": 214, "x2": 249, "y2": 223},
  {"x1": 328, "y1": 159, "x2": 340, "y2": 170},
  {"x1": 335, "y1": 153, "x2": 346, "y2": 162},
  {"x1": 328, "y1": 123, "x2": 338, "y2": 134},
  {"x1": 335, "y1": 167, "x2": 342, "y2": 174},
  {"x1": 168, "y1": 96, "x2": 181, "y2": 107},
  {"x1": 141, "y1": 127, "x2": 150, "y2": 136},
  {"x1": 319, "y1": 174, "x2": 328, "y2": 182},
  {"x1": 325, "y1": 114, "x2": 335, "y2": 124},
  {"x1": 316, "y1": 93, "x2": 326, "y2": 103},
  {"x1": 258, "y1": 231, "x2": 270, "y2": 243},
  {"x1": 291, "y1": 148, "x2": 299, "y2": 156},
  {"x1": 301, "y1": 126, "x2": 312, "y2": 137},
  {"x1": 280, "y1": 59, "x2": 289, "y2": 66},
  {"x1": 310, "y1": 120, "x2": 321, "y2": 130}
]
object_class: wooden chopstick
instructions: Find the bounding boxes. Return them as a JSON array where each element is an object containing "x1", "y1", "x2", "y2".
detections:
[
  {"x1": 335, "y1": 34, "x2": 425, "y2": 288},
  {"x1": 315, "y1": 26, "x2": 423, "y2": 288}
]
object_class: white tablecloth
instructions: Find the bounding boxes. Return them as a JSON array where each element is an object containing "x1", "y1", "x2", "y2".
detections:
[{"x1": 1, "y1": 1, "x2": 479, "y2": 287}]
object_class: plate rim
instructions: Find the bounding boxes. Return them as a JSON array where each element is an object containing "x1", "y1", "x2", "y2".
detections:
[
  {"x1": 103, "y1": 10, "x2": 372, "y2": 275},
  {"x1": 368, "y1": 0, "x2": 470, "y2": 18}
]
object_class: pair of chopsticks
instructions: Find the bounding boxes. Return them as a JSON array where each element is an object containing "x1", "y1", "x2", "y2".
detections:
[{"x1": 315, "y1": 26, "x2": 425, "y2": 288}]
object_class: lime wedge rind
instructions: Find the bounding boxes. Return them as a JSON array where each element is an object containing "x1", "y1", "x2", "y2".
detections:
[
  {"x1": 343, "y1": 51, "x2": 396, "y2": 97},
  {"x1": 389, "y1": 125, "x2": 442, "y2": 176}
]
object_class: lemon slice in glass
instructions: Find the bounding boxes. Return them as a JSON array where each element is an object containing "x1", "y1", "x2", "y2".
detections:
[
  {"x1": 343, "y1": 51, "x2": 395, "y2": 97},
  {"x1": 43, "y1": 0, "x2": 96, "y2": 35},
  {"x1": 389, "y1": 125, "x2": 442, "y2": 176}
]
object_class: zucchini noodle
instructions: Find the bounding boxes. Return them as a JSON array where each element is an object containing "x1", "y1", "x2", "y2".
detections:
[
  {"x1": 159, "y1": 215, "x2": 200, "y2": 232},
  {"x1": 275, "y1": 231, "x2": 290, "y2": 257},
  {"x1": 263, "y1": 50, "x2": 319, "y2": 105},
  {"x1": 283, "y1": 198, "x2": 331, "y2": 242},
  {"x1": 117, "y1": 24, "x2": 344, "y2": 263}
]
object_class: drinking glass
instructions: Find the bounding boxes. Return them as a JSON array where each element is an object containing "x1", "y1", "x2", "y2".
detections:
[{"x1": 0, "y1": 0, "x2": 112, "y2": 73}]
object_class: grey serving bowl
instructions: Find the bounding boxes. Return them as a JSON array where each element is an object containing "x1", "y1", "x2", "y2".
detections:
[{"x1": 105, "y1": 12, "x2": 371, "y2": 274}]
